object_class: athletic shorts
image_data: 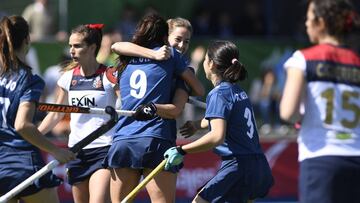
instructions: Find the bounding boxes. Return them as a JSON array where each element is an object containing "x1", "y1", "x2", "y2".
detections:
[
  {"x1": 104, "y1": 137, "x2": 182, "y2": 173},
  {"x1": 299, "y1": 156, "x2": 360, "y2": 203},
  {"x1": 0, "y1": 145, "x2": 62, "y2": 197},
  {"x1": 66, "y1": 146, "x2": 110, "y2": 185},
  {"x1": 198, "y1": 154, "x2": 274, "y2": 203}
]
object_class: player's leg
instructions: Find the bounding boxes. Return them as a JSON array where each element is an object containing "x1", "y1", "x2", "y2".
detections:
[
  {"x1": 143, "y1": 138, "x2": 180, "y2": 203},
  {"x1": 110, "y1": 167, "x2": 141, "y2": 202},
  {"x1": 144, "y1": 169, "x2": 177, "y2": 203},
  {"x1": 72, "y1": 180, "x2": 90, "y2": 203},
  {"x1": 88, "y1": 168, "x2": 111, "y2": 203},
  {"x1": 22, "y1": 187, "x2": 60, "y2": 203}
]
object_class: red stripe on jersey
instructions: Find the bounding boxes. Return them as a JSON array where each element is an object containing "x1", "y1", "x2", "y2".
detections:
[
  {"x1": 73, "y1": 66, "x2": 81, "y2": 76},
  {"x1": 301, "y1": 44, "x2": 360, "y2": 67},
  {"x1": 72, "y1": 65, "x2": 107, "y2": 76}
]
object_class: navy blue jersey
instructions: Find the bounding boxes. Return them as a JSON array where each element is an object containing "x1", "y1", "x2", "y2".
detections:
[
  {"x1": 114, "y1": 47, "x2": 187, "y2": 142},
  {"x1": 205, "y1": 81, "x2": 263, "y2": 156},
  {"x1": 0, "y1": 67, "x2": 45, "y2": 148}
]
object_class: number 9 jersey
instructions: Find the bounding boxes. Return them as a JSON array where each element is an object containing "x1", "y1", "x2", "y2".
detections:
[{"x1": 284, "y1": 44, "x2": 360, "y2": 161}]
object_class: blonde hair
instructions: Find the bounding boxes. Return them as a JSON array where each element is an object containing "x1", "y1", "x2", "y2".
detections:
[{"x1": 167, "y1": 17, "x2": 193, "y2": 36}]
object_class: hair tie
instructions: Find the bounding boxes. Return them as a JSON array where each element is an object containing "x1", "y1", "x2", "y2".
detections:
[
  {"x1": 86, "y1": 24, "x2": 104, "y2": 30},
  {"x1": 231, "y1": 58, "x2": 238, "y2": 64},
  {"x1": 345, "y1": 11, "x2": 357, "y2": 31}
]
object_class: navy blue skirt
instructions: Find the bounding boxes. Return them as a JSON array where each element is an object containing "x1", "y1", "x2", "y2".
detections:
[
  {"x1": 198, "y1": 154, "x2": 274, "y2": 203},
  {"x1": 0, "y1": 145, "x2": 62, "y2": 197},
  {"x1": 66, "y1": 146, "x2": 110, "y2": 185},
  {"x1": 104, "y1": 137, "x2": 182, "y2": 173}
]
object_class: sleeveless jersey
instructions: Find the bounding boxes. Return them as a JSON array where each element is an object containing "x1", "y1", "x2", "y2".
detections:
[
  {"x1": 284, "y1": 44, "x2": 360, "y2": 161},
  {"x1": 205, "y1": 81, "x2": 263, "y2": 157},
  {"x1": 57, "y1": 65, "x2": 117, "y2": 149},
  {"x1": 113, "y1": 46, "x2": 187, "y2": 142},
  {"x1": 0, "y1": 67, "x2": 45, "y2": 149}
]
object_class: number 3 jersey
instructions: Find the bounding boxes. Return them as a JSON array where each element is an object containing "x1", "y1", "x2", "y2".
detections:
[
  {"x1": 57, "y1": 65, "x2": 117, "y2": 149},
  {"x1": 284, "y1": 44, "x2": 360, "y2": 161},
  {"x1": 205, "y1": 81, "x2": 263, "y2": 157}
]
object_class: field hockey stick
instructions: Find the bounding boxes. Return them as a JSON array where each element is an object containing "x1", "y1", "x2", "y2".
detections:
[
  {"x1": 188, "y1": 96, "x2": 206, "y2": 109},
  {"x1": 121, "y1": 159, "x2": 167, "y2": 203},
  {"x1": 37, "y1": 102, "x2": 135, "y2": 117},
  {"x1": 0, "y1": 106, "x2": 118, "y2": 203}
]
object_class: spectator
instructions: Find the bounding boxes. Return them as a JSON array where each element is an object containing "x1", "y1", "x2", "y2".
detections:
[
  {"x1": 114, "y1": 4, "x2": 137, "y2": 41},
  {"x1": 22, "y1": 0, "x2": 55, "y2": 42}
]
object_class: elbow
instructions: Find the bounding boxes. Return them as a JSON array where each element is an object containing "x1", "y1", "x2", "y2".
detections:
[
  {"x1": 212, "y1": 133, "x2": 225, "y2": 146},
  {"x1": 192, "y1": 85, "x2": 205, "y2": 97},
  {"x1": 15, "y1": 122, "x2": 29, "y2": 136},
  {"x1": 111, "y1": 43, "x2": 121, "y2": 54}
]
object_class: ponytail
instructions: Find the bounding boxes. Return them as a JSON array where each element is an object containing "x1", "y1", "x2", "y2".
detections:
[
  {"x1": 223, "y1": 59, "x2": 247, "y2": 83},
  {"x1": 207, "y1": 40, "x2": 248, "y2": 83},
  {"x1": 0, "y1": 15, "x2": 29, "y2": 74},
  {"x1": 0, "y1": 17, "x2": 17, "y2": 74}
]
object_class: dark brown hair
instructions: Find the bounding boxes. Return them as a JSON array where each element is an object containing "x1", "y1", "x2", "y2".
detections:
[
  {"x1": 0, "y1": 15, "x2": 29, "y2": 74},
  {"x1": 118, "y1": 13, "x2": 168, "y2": 72},
  {"x1": 207, "y1": 40, "x2": 247, "y2": 83},
  {"x1": 309, "y1": 0, "x2": 360, "y2": 38}
]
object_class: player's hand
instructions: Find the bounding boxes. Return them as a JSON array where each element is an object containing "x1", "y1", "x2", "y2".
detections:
[
  {"x1": 179, "y1": 121, "x2": 198, "y2": 138},
  {"x1": 133, "y1": 102, "x2": 157, "y2": 121},
  {"x1": 153, "y1": 45, "x2": 171, "y2": 60},
  {"x1": 164, "y1": 147, "x2": 184, "y2": 170},
  {"x1": 51, "y1": 148, "x2": 76, "y2": 164}
]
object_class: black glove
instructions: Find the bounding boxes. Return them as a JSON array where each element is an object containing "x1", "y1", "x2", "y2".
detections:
[{"x1": 133, "y1": 102, "x2": 157, "y2": 121}]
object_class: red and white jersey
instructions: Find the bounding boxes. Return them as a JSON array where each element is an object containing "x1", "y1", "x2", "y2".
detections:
[
  {"x1": 284, "y1": 44, "x2": 360, "y2": 161},
  {"x1": 58, "y1": 65, "x2": 118, "y2": 149}
]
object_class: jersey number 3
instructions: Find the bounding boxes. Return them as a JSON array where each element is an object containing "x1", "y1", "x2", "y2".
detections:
[{"x1": 244, "y1": 107, "x2": 254, "y2": 139}]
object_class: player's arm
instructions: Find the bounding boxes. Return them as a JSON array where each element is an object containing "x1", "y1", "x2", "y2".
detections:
[
  {"x1": 181, "y1": 118, "x2": 226, "y2": 153},
  {"x1": 179, "y1": 68, "x2": 205, "y2": 96},
  {"x1": 280, "y1": 67, "x2": 305, "y2": 123},
  {"x1": 155, "y1": 88, "x2": 188, "y2": 119},
  {"x1": 38, "y1": 86, "x2": 68, "y2": 135},
  {"x1": 15, "y1": 101, "x2": 75, "y2": 163},
  {"x1": 111, "y1": 42, "x2": 170, "y2": 60}
]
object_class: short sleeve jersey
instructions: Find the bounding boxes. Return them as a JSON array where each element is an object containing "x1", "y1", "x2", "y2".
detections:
[
  {"x1": 0, "y1": 67, "x2": 45, "y2": 149},
  {"x1": 284, "y1": 44, "x2": 360, "y2": 161},
  {"x1": 113, "y1": 46, "x2": 187, "y2": 142},
  {"x1": 57, "y1": 65, "x2": 117, "y2": 149},
  {"x1": 205, "y1": 81, "x2": 263, "y2": 157}
]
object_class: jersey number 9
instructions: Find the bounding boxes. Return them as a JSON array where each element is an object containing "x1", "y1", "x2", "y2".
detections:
[{"x1": 130, "y1": 70, "x2": 147, "y2": 99}]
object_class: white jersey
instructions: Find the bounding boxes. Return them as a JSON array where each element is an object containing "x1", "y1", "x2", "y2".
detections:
[
  {"x1": 57, "y1": 65, "x2": 117, "y2": 149},
  {"x1": 284, "y1": 44, "x2": 360, "y2": 162}
]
